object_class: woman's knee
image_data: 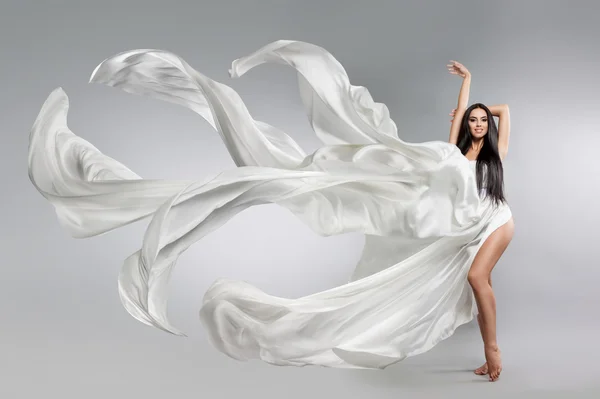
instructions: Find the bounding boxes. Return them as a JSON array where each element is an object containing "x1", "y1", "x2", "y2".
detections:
[{"x1": 467, "y1": 271, "x2": 488, "y2": 288}]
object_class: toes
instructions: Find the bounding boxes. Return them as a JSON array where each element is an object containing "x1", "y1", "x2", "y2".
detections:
[
  {"x1": 488, "y1": 370, "x2": 501, "y2": 381},
  {"x1": 474, "y1": 363, "x2": 488, "y2": 375}
]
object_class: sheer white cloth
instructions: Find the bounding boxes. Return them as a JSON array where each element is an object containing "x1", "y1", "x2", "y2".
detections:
[{"x1": 28, "y1": 40, "x2": 512, "y2": 369}]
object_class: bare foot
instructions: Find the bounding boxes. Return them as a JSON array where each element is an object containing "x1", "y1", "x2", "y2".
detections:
[
  {"x1": 474, "y1": 362, "x2": 488, "y2": 375},
  {"x1": 484, "y1": 345, "x2": 502, "y2": 382}
]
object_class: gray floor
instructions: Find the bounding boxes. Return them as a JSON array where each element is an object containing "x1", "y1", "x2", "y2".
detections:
[{"x1": 4, "y1": 293, "x2": 598, "y2": 397}]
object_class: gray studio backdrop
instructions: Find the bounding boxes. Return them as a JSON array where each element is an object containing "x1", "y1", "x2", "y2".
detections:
[{"x1": 1, "y1": 0, "x2": 598, "y2": 397}]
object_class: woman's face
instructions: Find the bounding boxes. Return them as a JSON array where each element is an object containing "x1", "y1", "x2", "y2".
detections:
[{"x1": 468, "y1": 108, "x2": 488, "y2": 138}]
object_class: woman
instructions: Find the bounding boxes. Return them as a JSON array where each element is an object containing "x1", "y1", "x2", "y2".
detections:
[
  {"x1": 447, "y1": 61, "x2": 515, "y2": 381},
  {"x1": 28, "y1": 40, "x2": 514, "y2": 382}
]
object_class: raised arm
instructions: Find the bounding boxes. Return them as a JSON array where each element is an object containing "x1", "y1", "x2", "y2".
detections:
[
  {"x1": 447, "y1": 61, "x2": 471, "y2": 145},
  {"x1": 493, "y1": 104, "x2": 510, "y2": 160}
]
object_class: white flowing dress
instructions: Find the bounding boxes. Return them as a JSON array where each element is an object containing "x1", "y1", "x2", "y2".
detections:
[{"x1": 27, "y1": 40, "x2": 512, "y2": 369}]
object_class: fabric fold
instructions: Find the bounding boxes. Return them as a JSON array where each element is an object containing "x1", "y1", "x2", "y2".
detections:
[{"x1": 28, "y1": 40, "x2": 511, "y2": 369}]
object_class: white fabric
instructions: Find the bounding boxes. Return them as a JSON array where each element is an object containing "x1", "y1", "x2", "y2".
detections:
[{"x1": 27, "y1": 40, "x2": 512, "y2": 369}]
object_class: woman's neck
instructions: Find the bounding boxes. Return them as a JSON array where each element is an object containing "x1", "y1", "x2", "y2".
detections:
[{"x1": 471, "y1": 139, "x2": 484, "y2": 151}]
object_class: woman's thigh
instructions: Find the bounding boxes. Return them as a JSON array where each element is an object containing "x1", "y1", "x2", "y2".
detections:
[{"x1": 468, "y1": 217, "x2": 515, "y2": 283}]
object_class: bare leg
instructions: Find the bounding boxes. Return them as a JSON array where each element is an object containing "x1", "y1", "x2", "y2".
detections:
[
  {"x1": 468, "y1": 217, "x2": 514, "y2": 382},
  {"x1": 474, "y1": 276, "x2": 491, "y2": 375}
]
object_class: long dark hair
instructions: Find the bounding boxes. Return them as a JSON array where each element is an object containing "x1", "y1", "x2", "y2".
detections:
[{"x1": 456, "y1": 103, "x2": 506, "y2": 206}]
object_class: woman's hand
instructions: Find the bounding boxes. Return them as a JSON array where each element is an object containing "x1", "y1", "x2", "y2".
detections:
[
  {"x1": 449, "y1": 108, "x2": 457, "y2": 124},
  {"x1": 447, "y1": 60, "x2": 470, "y2": 79}
]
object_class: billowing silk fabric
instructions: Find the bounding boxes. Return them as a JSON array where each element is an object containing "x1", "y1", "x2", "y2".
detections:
[{"x1": 28, "y1": 40, "x2": 512, "y2": 369}]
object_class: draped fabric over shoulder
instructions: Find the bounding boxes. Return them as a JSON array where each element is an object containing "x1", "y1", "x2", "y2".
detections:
[{"x1": 28, "y1": 40, "x2": 512, "y2": 369}]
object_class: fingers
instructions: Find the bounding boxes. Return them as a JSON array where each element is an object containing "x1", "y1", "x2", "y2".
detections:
[
  {"x1": 447, "y1": 60, "x2": 463, "y2": 75},
  {"x1": 447, "y1": 60, "x2": 466, "y2": 76}
]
